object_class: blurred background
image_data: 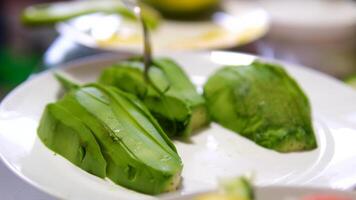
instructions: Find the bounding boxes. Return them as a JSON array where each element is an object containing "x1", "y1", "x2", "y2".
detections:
[{"x1": 0, "y1": 0, "x2": 355, "y2": 100}]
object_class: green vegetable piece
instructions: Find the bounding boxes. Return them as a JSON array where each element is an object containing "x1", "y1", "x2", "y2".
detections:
[
  {"x1": 99, "y1": 57, "x2": 210, "y2": 138},
  {"x1": 38, "y1": 103, "x2": 107, "y2": 178},
  {"x1": 21, "y1": 0, "x2": 161, "y2": 29},
  {"x1": 204, "y1": 61, "x2": 317, "y2": 152},
  {"x1": 195, "y1": 176, "x2": 254, "y2": 200},
  {"x1": 38, "y1": 80, "x2": 183, "y2": 194},
  {"x1": 220, "y1": 177, "x2": 254, "y2": 200},
  {"x1": 344, "y1": 75, "x2": 356, "y2": 89}
]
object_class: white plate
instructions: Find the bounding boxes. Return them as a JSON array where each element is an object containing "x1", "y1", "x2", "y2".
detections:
[
  {"x1": 1, "y1": 51, "x2": 356, "y2": 200},
  {"x1": 57, "y1": 0, "x2": 269, "y2": 52},
  {"x1": 164, "y1": 186, "x2": 356, "y2": 200}
]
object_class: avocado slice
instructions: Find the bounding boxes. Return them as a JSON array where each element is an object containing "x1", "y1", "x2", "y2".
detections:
[
  {"x1": 38, "y1": 80, "x2": 183, "y2": 194},
  {"x1": 204, "y1": 61, "x2": 317, "y2": 152},
  {"x1": 99, "y1": 57, "x2": 210, "y2": 139},
  {"x1": 38, "y1": 102, "x2": 107, "y2": 178}
]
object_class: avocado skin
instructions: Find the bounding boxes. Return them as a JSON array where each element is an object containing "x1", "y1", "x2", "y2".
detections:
[{"x1": 204, "y1": 61, "x2": 317, "y2": 152}]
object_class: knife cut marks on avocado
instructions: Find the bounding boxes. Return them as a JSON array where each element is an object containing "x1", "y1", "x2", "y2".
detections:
[
  {"x1": 204, "y1": 61, "x2": 317, "y2": 152},
  {"x1": 38, "y1": 79, "x2": 183, "y2": 194},
  {"x1": 99, "y1": 57, "x2": 210, "y2": 139}
]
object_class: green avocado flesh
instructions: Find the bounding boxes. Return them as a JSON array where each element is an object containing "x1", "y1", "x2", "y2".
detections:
[
  {"x1": 38, "y1": 103, "x2": 107, "y2": 178},
  {"x1": 98, "y1": 57, "x2": 209, "y2": 138},
  {"x1": 203, "y1": 61, "x2": 317, "y2": 152},
  {"x1": 38, "y1": 83, "x2": 182, "y2": 194}
]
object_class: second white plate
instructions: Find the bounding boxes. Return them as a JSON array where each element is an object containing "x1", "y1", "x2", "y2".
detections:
[{"x1": 57, "y1": 0, "x2": 269, "y2": 52}]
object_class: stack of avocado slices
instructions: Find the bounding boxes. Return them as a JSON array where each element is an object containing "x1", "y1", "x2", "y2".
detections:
[
  {"x1": 99, "y1": 57, "x2": 210, "y2": 138},
  {"x1": 37, "y1": 57, "x2": 317, "y2": 195},
  {"x1": 38, "y1": 81, "x2": 183, "y2": 194}
]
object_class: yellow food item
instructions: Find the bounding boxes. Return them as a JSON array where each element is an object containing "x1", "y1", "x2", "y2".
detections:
[{"x1": 144, "y1": 0, "x2": 220, "y2": 18}]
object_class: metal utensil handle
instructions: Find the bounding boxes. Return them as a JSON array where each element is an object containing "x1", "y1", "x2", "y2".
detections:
[
  {"x1": 122, "y1": 0, "x2": 152, "y2": 81},
  {"x1": 121, "y1": 0, "x2": 166, "y2": 95}
]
